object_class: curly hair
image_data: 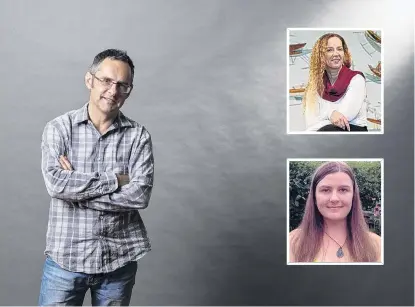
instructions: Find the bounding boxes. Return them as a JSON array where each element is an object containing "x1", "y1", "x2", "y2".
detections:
[{"x1": 303, "y1": 33, "x2": 352, "y2": 113}]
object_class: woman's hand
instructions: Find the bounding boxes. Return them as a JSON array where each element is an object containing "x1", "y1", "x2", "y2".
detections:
[{"x1": 330, "y1": 110, "x2": 350, "y2": 131}]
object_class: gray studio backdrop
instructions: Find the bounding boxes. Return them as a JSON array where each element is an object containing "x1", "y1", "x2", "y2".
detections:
[{"x1": 0, "y1": 0, "x2": 414, "y2": 306}]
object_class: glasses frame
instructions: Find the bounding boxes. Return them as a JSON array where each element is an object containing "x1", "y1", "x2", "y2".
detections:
[{"x1": 91, "y1": 73, "x2": 133, "y2": 95}]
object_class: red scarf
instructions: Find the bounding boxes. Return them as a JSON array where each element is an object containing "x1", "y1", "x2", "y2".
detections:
[{"x1": 322, "y1": 65, "x2": 365, "y2": 102}]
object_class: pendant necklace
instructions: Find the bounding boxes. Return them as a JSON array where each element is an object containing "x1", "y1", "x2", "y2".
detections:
[{"x1": 324, "y1": 231, "x2": 347, "y2": 258}]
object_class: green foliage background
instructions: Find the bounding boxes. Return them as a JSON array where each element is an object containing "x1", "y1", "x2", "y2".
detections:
[{"x1": 289, "y1": 161, "x2": 382, "y2": 234}]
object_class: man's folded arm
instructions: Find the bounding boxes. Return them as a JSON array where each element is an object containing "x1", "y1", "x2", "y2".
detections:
[
  {"x1": 85, "y1": 129, "x2": 154, "y2": 212},
  {"x1": 41, "y1": 123, "x2": 119, "y2": 202}
]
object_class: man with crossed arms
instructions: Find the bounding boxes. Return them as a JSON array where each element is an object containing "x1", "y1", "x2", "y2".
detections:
[{"x1": 39, "y1": 49, "x2": 154, "y2": 306}]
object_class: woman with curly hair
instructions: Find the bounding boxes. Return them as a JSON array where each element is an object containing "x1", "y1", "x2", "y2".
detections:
[
  {"x1": 303, "y1": 33, "x2": 368, "y2": 132},
  {"x1": 289, "y1": 161, "x2": 381, "y2": 263}
]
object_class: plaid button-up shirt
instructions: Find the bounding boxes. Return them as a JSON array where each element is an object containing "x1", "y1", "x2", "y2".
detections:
[{"x1": 41, "y1": 103, "x2": 154, "y2": 274}]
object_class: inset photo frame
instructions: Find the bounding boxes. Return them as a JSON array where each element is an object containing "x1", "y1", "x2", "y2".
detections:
[
  {"x1": 287, "y1": 159, "x2": 384, "y2": 265},
  {"x1": 287, "y1": 28, "x2": 383, "y2": 134}
]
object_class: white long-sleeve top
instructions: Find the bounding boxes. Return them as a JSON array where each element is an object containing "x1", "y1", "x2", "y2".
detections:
[{"x1": 305, "y1": 74, "x2": 367, "y2": 131}]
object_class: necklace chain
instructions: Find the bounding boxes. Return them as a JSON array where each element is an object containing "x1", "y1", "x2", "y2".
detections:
[
  {"x1": 324, "y1": 232, "x2": 346, "y2": 247},
  {"x1": 324, "y1": 231, "x2": 347, "y2": 259}
]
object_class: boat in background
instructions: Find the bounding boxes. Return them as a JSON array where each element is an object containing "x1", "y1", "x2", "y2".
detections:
[
  {"x1": 289, "y1": 43, "x2": 307, "y2": 55},
  {"x1": 366, "y1": 30, "x2": 381, "y2": 44},
  {"x1": 368, "y1": 61, "x2": 381, "y2": 78},
  {"x1": 364, "y1": 30, "x2": 381, "y2": 53}
]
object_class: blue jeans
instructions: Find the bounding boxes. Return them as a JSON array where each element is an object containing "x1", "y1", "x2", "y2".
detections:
[{"x1": 38, "y1": 256, "x2": 137, "y2": 306}]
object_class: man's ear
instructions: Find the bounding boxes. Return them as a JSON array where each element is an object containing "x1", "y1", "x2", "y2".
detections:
[{"x1": 85, "y1": 72, "x2": 93, "y2": 90}]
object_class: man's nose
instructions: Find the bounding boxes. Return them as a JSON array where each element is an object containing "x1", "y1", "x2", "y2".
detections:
[{"x1": 107, "y1": 82, "x2": 119, "y2": 95}]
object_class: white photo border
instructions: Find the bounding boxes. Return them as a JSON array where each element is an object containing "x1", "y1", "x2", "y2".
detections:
[
  {"x1": 286, "y1": 28, "x2": 384, "y2": 135},
  {"x1": 286, "y1": 158, "x2": 384, "y2": 265}
]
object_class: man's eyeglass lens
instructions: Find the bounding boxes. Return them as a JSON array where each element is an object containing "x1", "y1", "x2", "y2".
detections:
[{"x1": 93, "y1": 75, "x2": 131, "y2": 94}]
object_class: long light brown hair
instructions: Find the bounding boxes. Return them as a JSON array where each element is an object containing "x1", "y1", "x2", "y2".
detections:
[
  {"x1": 303, "y1": 33, "x2": 353, "y2": 113},
  {"x1": 291, "y1": 161, "x2": 378, "y2": 262}
]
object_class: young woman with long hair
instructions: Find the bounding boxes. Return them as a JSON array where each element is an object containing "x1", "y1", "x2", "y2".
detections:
[
  {"x1": 289, "y1": 161, "x2": 381, "y2": 262},
  {"x1": 303, "y1": 33, "x2": 368, "y2": 132}
]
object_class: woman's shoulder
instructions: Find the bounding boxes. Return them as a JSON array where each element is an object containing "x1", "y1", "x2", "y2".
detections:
[
  {"x1": 289, "y1": 228, "x2": 302, "y2": 240},
  {"x1": 368, "y1": 231, "x2": 381, "y2": 246},
  {"x1": 289, "y1": 228, "x2": 302, "y2": 262},
  {"x1": 350, "y1": 72, "x2": 366, "y2": 84},
  {"x1": 368, "y1": 231, "x2": 382, "y2": 262}
]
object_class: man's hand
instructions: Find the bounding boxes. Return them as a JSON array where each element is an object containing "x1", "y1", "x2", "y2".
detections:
[
  {"x1": 60, "y1": 155, "x2": 130, "y2": 187},
  {"x1": 116, "y1": 174, "x2": 130, "y2": 187},
  {"x1": 59, "y1": 156, "x2": 73, "y2": 171},
  {"x1": 330, "y1": 110, "x2": 350, "y2": 131}
]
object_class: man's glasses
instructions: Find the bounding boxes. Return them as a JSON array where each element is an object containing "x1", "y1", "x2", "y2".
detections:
[{"x1": 91, "y1": 74, "x2": 133, "y2": 95}]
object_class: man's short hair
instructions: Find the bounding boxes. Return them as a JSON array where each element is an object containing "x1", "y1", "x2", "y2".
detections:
[{"x1": 89, "y1": 49, "x2": 135, "y2": 83}]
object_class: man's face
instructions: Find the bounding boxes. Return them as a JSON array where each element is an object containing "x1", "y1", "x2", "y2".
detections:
[
  {"x1": 315, "y1": 172, "x2": 354, "y2": 222},
  {"x1": 85, "y1": 58, "x2": 133, "y2": 115},
  {"x1": 324, "y1": 37, "x2": 345, "y2": 70}
]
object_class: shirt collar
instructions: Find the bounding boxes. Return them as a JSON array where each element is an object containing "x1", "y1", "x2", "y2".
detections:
[
  {"x1": 73, "y1": 103, "x2": 133, "y2": 129},
  {"x1": 117, "y1": 111, "x2": 133, "y2": 128},
  {"x1": 73, "y1": 103, "x2": 89, "y2": 125}
]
